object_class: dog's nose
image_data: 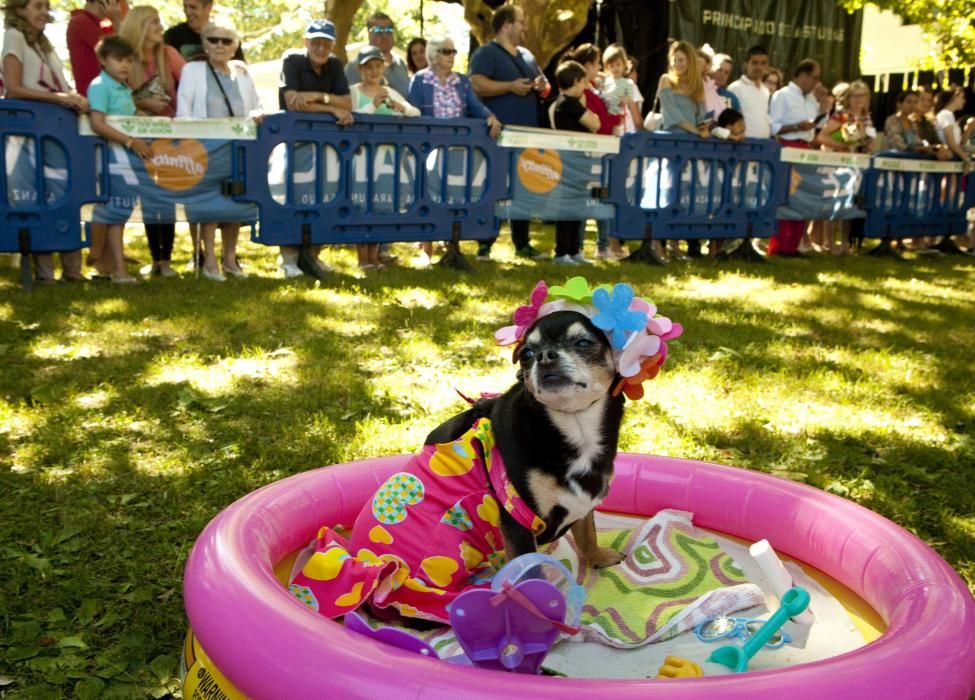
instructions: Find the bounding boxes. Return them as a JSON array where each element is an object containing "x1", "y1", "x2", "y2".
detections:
[{"x1": 538, "y1": 349, "x2": 559, "y2": 365}]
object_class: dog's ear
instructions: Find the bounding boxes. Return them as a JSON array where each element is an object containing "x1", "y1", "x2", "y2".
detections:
[{"x1": 511, "y1": 339, "x2": 524, "y2": 364}]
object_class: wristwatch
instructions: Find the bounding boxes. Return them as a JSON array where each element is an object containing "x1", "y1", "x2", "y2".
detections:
[{"x1": 322, "y1": 93, "x2": 331, "y2": 105}]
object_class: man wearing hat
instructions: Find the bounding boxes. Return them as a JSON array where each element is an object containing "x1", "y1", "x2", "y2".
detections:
[
  {"x1": 344, "y1": 12, "x2": 409, "y2": 98},
  {"x1": 279, "y1": 19, "x2": 353, "y2": 121},
  {"x1": 277, "y1": 19, "x2": 353, "y2": 278}
]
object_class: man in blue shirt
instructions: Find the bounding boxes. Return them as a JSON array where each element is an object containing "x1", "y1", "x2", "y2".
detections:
[{"x1": 469, "y1": 3, "x2": 550, "y2": 260}]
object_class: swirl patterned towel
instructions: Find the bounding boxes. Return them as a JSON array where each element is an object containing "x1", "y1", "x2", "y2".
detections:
[{"x1": 550, "y1": 508, "x2": 763, "y2": 648}]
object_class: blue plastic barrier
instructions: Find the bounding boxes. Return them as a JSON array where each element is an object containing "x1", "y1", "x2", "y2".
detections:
[
  {"x1": 0, "y1": 100, "x2": 102, "y2": 254},
  {"x1": 5, "y1": 102, "x2": 972, "y2": 262},
  {"x1": 232, "y1": 112, "x2": 507, "y2": 246},
  {"x1": 607, "y1": 132, "x2": 788, "y2": 241},
  {"x1": 863, "y1": 150, "x2": 974, "y2": 240}
]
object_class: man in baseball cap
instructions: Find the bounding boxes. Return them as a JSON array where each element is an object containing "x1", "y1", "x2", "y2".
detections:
[
  {"x1": 279, "y1": 18, "x2": 350, "y2": 118},
  {"x1": 277, "y1": 19, "x2": 352, "y2": 278}
]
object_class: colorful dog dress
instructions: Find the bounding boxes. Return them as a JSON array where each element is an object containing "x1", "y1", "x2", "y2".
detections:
[{"x1": 289, "y1": 418, "x2": 547, "y2": 623}]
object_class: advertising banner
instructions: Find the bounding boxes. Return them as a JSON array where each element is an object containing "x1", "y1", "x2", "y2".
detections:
[
  {"x1": 87, "y1": 139, "x2": 256, "y2": 224},
  {"x1": 669, "y1": 0, "x2": 863, "y2": 82},
  {"x1": 777, "y1": 164, "x2": 866, "y2": 220},
  {"x1": 498, "y1": 148, "x2": 614, "y2": 221}
]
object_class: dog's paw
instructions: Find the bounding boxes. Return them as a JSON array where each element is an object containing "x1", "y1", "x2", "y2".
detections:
[{"x1": 591, "y1": 546, "x2": 625, "y2": 568}]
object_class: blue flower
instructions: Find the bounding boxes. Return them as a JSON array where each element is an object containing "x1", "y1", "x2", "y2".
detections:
[{"x1": 591, "y1": 284, "x2": 648, "y2": 349}]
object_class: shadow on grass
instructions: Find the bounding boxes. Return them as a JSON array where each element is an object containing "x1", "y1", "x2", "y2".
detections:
[
  {"x1": 1, "y1": 248, "x2": 973, "y2": 696},
  {"x1": 693, "y1": 417, "x2": 975, "y2": 569}
]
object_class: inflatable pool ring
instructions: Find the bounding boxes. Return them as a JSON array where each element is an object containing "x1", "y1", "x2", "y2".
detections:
[{"x1": 182, "y1": 453, "x2": 975, "y2": 699}]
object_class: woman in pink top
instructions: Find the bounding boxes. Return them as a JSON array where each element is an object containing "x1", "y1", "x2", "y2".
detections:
[{"x1": 118, "y1": 6, "x2": 184, "y2": 277}]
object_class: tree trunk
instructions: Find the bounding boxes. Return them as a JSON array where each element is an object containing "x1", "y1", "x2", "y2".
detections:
[{"x1": 328, "y1": 0, "x2": 366, "y2": 63}]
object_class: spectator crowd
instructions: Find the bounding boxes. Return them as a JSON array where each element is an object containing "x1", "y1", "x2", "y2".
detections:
[{"x1": 2, "y1": 0, "x2": 973, "y2": 283}]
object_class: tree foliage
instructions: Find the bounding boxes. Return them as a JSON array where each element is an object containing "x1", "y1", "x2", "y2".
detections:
[{"x1": 843, "y1": 0, "x2": 975, "y2": 68}]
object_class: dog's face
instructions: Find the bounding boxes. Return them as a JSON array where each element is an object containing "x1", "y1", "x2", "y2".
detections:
[{"x1": 518, "y1": 311, "x2": 616, "y2": 413}]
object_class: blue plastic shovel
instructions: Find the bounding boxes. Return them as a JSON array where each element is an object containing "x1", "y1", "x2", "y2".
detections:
[{"x1": 708, "y1": 586, "x2": 811, "y2": 673}]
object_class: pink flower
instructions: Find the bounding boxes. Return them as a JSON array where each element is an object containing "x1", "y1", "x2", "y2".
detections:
[{"x1": 495, "y1": 281, "x2": 548, "y2": 346}]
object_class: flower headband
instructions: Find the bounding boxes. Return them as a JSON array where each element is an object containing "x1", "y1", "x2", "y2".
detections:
[{"x1": 495, "y1": 276, "x2": 683, "y2": 401}]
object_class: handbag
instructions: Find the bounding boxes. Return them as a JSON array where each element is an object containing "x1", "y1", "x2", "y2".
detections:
[
  {"x1": 132, "y1": 74, "x2": 168, "y2": 104},
  {"x1": 643, "y1": 94, "x2": 662, "y2": 131}
]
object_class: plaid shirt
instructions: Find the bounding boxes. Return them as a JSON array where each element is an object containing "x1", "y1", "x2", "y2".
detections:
[{"x1": 423, "y1": 70, "x2": 464, "y2": 119}]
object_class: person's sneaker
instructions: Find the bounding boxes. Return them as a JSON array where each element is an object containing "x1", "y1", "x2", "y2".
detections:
[
  {"x1": 595, "y1": 248, "x2": 614, "y2": 259},
  {"x1": 476, "y1": 243, "x2": 492, "y2": 261},
  {"x1": 515, "y1": 244, "x2": 545, "y2": 259},
  {"x1": 570, "y1": 252, "x2": 591, "y2": 264},
  {"x1": 552, "y1": 254, "x2": 579, "y2": 265},
  {"x1": 282, "y1": 264, "x2": 303, "y2": 279}
]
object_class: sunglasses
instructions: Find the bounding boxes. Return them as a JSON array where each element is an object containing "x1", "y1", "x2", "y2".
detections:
[
  {"x1": 694, "y1": 616, "x2": 791, "y2": 649},
  {"x1": 437, "y1": 48, "x2": 458, "y2": 56},
  {"x1": 369, "y1": 26, "x2": 394, "y2": 34},
  {"x1": 206, "y1": 36, "x2": 235, "y2": 46}
]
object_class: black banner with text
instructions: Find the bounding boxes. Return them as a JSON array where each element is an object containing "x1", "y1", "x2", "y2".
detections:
[{"x1": 669, "y1": 0, "x2": 863, "y2": 84}]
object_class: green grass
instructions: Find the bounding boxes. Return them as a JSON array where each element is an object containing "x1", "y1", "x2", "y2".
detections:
[{"x1": 1, "y1": 228, "x2": 974, "y2": 697}]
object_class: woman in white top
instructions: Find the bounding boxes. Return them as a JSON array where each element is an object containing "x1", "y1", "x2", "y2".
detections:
[
  {"x1": 349, "y1": 45, "x2": 419, "y2": 270},
  {"x1": 3, "y1": 0, "x2": 88, "y2": 282},
  {"x1": 934, "y1": 86, "x2": 974, "y2": 163},
  {"x1": 175, "y1": 17, "x2": 261, "y2": 280}
]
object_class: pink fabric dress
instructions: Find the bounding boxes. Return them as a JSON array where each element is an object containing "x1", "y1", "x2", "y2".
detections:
[{"x1": 289, "y1": 418, "x2": 546, "y2": 623}]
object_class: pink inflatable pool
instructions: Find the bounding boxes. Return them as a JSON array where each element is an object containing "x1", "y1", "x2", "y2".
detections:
[{"x1": 182, "y1": 454, "x2": 975, "y2": 698}]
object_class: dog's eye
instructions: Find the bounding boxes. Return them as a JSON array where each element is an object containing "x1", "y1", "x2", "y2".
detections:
[
  {"x1": 520, "y1": 347, "x2": 535, "y2": 361},
  {"x1": 575, "y1": 338, "x2": 595, "y2": 349}
]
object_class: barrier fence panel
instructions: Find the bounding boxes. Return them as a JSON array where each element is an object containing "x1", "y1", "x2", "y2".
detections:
[
  {"x1": 863, "y1": 151, "x2": 973, "y2": 240},
  {"x1": 607, "y1": 132, "x2": 787, "y2": 241},
  {"x1": 1, "y1": 100, "x2": 101, "y2": 254},
  {"x1": 234, "y1": 112, "x2": 507, "y2": 246},
  {"x1": 5, "y1": 101, "x2": 972, "y2": 262}
]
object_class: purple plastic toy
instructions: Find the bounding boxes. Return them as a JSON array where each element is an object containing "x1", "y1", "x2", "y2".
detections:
[
  {"x1": 343, "y1": 612, "x2": 439, "y2": 658},
  {"x1": 449, "y1": 579, "x2": 578, "y2": 673}
]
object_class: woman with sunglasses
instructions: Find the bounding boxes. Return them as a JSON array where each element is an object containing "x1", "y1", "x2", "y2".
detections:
[
  {"x1": 407, "y1": 36, "x2": 501, "y2": 262},
  {"x1": 3, "y1": 0, "x2": 88, "y2": 282},
  {"x1": 176, "y1": 16, "x2": 261, "y2": 280},
  {"x1": 118, "y1": 6, "x2": 184, "y2": 278},
  {"x1": 408, "y1": 37, "x2": 500, "y2": 132}
]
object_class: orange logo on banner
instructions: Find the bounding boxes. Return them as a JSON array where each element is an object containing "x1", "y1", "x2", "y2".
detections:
[
  {"x1": 789, "y1": 168, "x2": 802, "y2": 195},
  {"x1": 145, "y1": 139, "x2": 208, "y2": 192},
  {"x1": 516, "y1": 149, "x2": 562, "y2": 194}
]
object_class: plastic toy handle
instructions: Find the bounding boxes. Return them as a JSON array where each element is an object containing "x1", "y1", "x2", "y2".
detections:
[{"x1": 740, "y1": 586, "x2": 811, "y2": 659}]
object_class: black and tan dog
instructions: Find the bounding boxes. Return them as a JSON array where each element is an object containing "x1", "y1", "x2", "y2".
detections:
[{"x1": 427, "y1": 309, "x2": 626, "y2": 569}]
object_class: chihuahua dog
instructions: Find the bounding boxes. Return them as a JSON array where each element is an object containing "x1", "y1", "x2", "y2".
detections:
[
  {"x1": 427, "y1": 310, "x2": 625, "y2": 569},
  {"x1": 290, "y1": 279, "x2": 681, "y2": 624}
]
